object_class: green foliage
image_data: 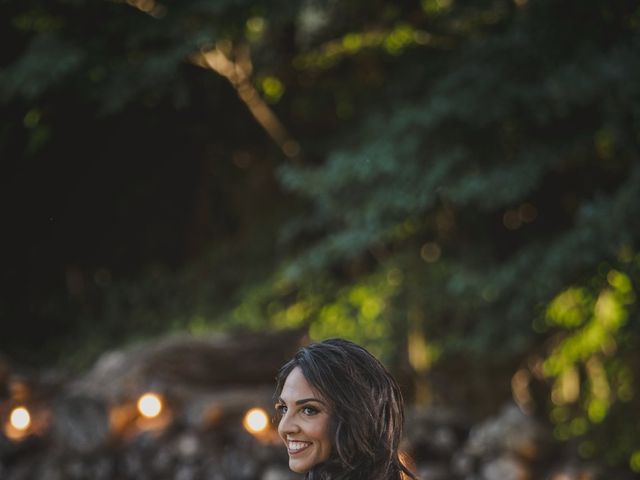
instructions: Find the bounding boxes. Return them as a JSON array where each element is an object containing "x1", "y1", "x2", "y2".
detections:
[
  {"x1": 540, "y1": 255, "x2": 640, "y2": 469},
  {"x1": 230, "y1": 265, "x2": 404, "y2": 362},
  {"x1": 277, "y1": 0, "x2": 640, "y2": 357}
]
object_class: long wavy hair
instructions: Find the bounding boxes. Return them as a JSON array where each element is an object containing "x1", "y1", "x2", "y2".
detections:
[{"x1": 274, "y1": 339, "x2": 418, "y2": 480}]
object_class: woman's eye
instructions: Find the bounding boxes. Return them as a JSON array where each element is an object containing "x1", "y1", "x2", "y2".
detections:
[
  {"x1": 276, "y1": 404, "x2": 288, "y2": 414},
  {"x1": 302, "y1": 406, "x2": 318, "y2": 416}
]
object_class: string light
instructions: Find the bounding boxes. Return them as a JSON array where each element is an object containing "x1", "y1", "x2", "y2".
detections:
[
  {"x1": 9, "y1": 406, "x2": 31, "y2": 431},
  {"x1": 137, "y1": 393, "x2": 163, "y2": 419},
  {"x1": 243, "y1": 407, "x2": 269, "y2": 434}
]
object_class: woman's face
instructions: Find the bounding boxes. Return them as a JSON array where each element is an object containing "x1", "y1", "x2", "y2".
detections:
[{"x1": 276, "y1": 367, "x2": 332, "y2": 473}]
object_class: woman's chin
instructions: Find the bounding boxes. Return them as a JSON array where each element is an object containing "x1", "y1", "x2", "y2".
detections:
[{"x1": 288, "y1": 460, "x2": 310, "y2": 474}]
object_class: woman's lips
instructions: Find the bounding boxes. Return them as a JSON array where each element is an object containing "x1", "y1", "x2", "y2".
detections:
[{"x1": 287, "y1": 440, "x2": 312, "y2": 455}]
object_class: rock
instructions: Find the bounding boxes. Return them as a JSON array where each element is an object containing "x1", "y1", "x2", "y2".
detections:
[
  {"x1": 175, "y1": 463, "x2": 199, "y2": 480},
  {"x1": 417, "y1": 462, "x2": 451, "y2": 480},
  {"x1": 221, "y1": 445, "x2": 259, "y2": 479},
  {"x1": 451, "y1": 451, "x2": 475, "y2": 476},
  {"x1": 481, "y1": 455, "x2": 530, "y2": 480},
  {"x1": 72, "y1": 329, "x2": 307, "y2": 403},
  {"x1": 465, "y1": 403, "x2": 548, "y2": 461},
  {"x1": 176, "y1": 432, "x2": 200, "y2": 459},
  {"x1": 6, "y1": 462, "x2": 31, "y2": 480},
  {"x1": 432, "y1": 426, "x2": 458, "y2": 453},
  {"x1": 202, "y1": 458, "x2": 229, "y2": 480},
  {"x1": 51, "y1": 394, "x2": 110, "y2": 453},
  {"x1": 405, "y1": 406, "x2": 469, "y2": 460}
]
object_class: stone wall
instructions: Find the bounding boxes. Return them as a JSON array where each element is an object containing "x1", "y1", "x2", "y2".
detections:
[{"x1": 0, "y1": 333, "x2": 631, "y2": 480}]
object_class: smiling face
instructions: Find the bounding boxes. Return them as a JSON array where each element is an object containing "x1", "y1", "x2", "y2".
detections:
[{"x1": 276, "y1": 367, "x2": 332, "y2": 473}]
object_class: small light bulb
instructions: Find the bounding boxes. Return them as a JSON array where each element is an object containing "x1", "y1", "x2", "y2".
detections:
[
  {"x1": 243, "y1": 407, "x2": 269, "y2": 434},
  {"x1": 137, "y1": 393, "x2": 163, "y2": 419},
  {"x1": 10, "y1": 406, "x2": 31, "y2": 431}
]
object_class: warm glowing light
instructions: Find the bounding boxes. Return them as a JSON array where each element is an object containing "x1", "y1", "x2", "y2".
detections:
[
  {"x1": 10, "y1": 407, "x2": 31, "y2": 431},
  {"x1": 420, "y1": 242, "x2": 441, "y2": 263},
  {"x1": 137, "y1": 393, "x2": 163, "y2": 419},
  {"x1": 519, "y1": 203, "x2": 538, "y2": 223},
  {"x1": 243, "y1": 408, "x2": 269, "y2": 434},
  {"x1": 503, "y1": 209, "x2": 522, "y2": 230}
]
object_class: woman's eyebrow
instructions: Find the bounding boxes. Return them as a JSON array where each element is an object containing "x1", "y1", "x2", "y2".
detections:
[
  {"x1": 295, "y1": 397, "x2": 327, "y2": 406},
  {"x1": 277, "y1": 396, "x2": 327, "y2": 406}
]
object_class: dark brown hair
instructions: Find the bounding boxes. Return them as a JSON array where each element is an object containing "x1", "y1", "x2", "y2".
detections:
[{"x1": 274, "y1": 338, "x2": 417, "y2": 480}]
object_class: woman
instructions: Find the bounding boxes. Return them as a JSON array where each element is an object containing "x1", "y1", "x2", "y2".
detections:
[{"x1": 274, "y1": 338, "x2": 418, "y2": 480}]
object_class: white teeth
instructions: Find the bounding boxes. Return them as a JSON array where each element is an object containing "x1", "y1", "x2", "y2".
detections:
[{"x1": 288, "y1": 441, "x2": 310, "y2": 450}]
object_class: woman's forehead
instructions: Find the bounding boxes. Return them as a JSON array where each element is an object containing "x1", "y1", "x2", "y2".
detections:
[{"x1": 280, "y1": 367, "x2": 324, "y2": 401}]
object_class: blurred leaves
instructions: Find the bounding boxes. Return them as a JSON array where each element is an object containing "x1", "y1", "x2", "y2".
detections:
[
  {"x1": 0, "y1": 33, "x2": 84, "y2": 101},
  {"x1": 540, "y1": 255, "x2": 640, "y2": 466}
]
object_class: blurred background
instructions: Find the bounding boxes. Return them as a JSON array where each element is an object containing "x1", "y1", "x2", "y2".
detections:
[{"x1": 1, "y1": 0, "x2": 640, "y2": 478}]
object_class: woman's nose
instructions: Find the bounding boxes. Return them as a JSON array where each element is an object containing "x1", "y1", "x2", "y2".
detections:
[{"x1": 278, "y1": 412, "x2": 300, "y2": 436}]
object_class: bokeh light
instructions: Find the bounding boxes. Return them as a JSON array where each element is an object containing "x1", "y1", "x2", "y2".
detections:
[
  {"x1": 243, "y1": 407, "x2": 269, "y2": 434},
  {"x1": 420, "y1": 242, "x2": 441, "y2": 263},
  {"x1": 137, "y1": 393, "x2": 163, "y2": 419},
  {"x1": 9, "y1": 406, "x2": 31, "y2": 431}
]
